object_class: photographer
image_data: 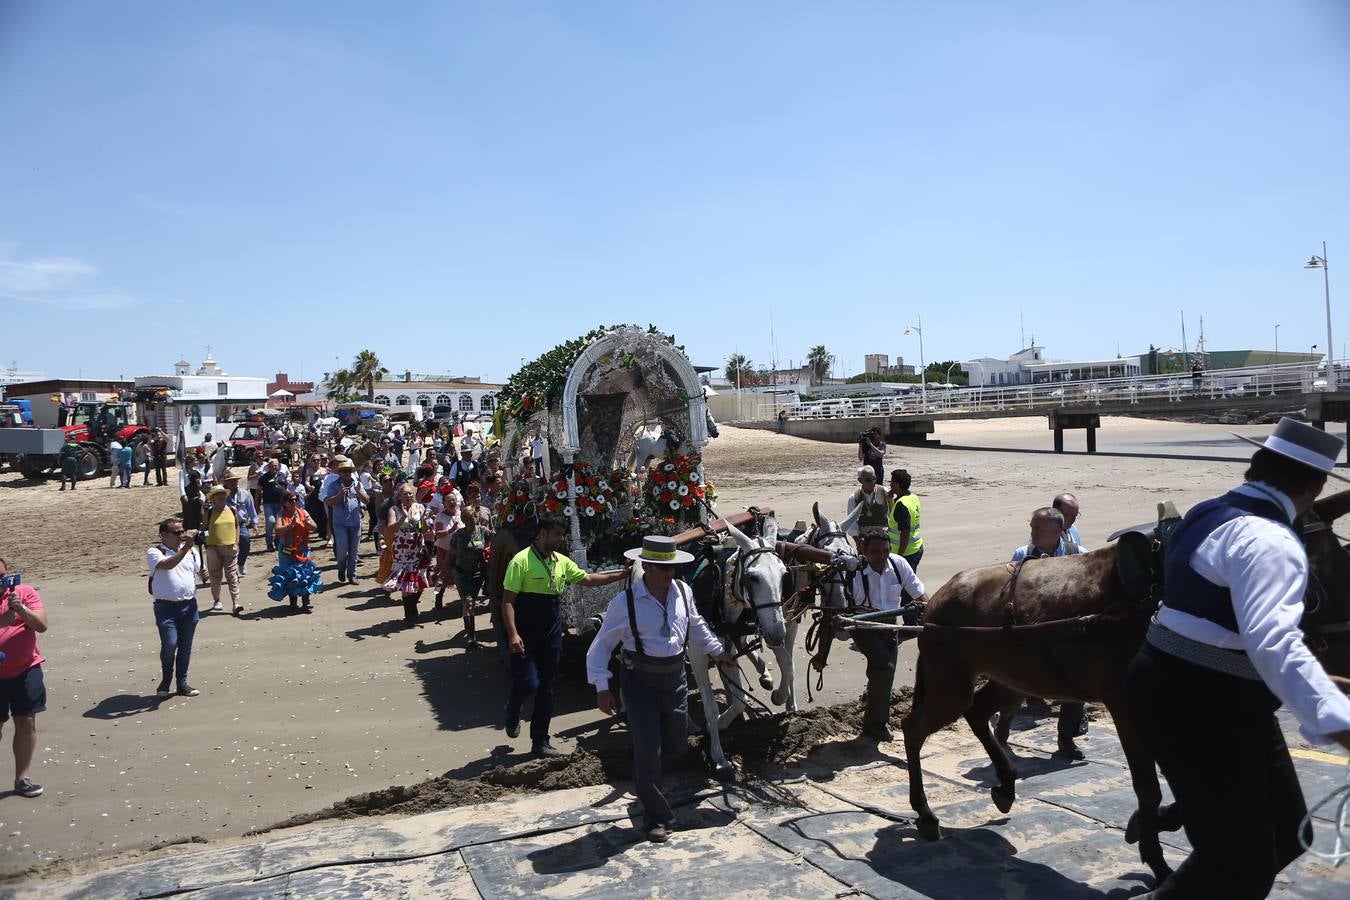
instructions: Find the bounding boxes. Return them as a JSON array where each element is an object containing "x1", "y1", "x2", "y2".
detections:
[
  {"x1": 148, "y1": 519, "x2": 203, "y2": 698},
  {"x1": 0, "y1": 556, "x2": 49, "y2": 798},
  {"x1": 858, "y1": 426, "x2": 887, "y2": 486}
]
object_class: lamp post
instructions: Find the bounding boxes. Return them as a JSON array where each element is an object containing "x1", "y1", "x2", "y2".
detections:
[
  {"x1": 1305, "y1": 243, "x2": 1333, "y2": 375},
  {"x1": 904, "y1": 315, "x2": 927, "y2": 411}
]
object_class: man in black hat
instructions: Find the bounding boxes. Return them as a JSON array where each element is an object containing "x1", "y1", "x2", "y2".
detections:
[
  {"x1": 586, "y1": 535, "x2": 735, "y2": 843},
  {"x1": 1127, "y1": 417, "x2": 1350, "y2": 898}
]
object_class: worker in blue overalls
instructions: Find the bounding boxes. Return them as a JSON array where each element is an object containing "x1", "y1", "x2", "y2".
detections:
[{"x1": 587, "y1": 536, "x2": 734, "y2": 843}]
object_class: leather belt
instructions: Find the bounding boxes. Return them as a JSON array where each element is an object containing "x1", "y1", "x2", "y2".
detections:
[{"x1": 1146, "y1": 620, "x2": 1261, "y2": 681}]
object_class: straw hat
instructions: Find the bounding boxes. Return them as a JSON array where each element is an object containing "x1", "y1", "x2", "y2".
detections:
[
  {"x1": 207, "y1": 485, "x2": 229, "y2": 499},
  {"x1": 623, "y1": 535, "x2": 695, "y2": 566},
  {"x1": 221, "y1": 468, "x2": 243, "y2": 482},
  {"x1": 337, "y1": 460, "x2": 357, "y2": 473}
]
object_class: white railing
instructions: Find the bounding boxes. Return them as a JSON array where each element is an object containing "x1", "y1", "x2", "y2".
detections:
[{"x1": 789, "y1": 361, "x2": 1349, "y2": 419}]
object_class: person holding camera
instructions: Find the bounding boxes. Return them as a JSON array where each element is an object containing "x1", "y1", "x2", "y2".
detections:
[
  {"x1": 148, "y1": 519, "x2": 204, "y2": 698},
  {"x1": 858, "y1": 426, "x2": 887, "y2": 487},
  {"x1": 0, "y1": 557, "x2": 49, "y2": 798}
]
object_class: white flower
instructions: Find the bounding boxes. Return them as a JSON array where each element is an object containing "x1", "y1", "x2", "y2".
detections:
[
  {"x1": 507, "y1": 513, "x2": 516, "y2": 523},
  {"x1": 583, "y1": 506, "x2": 595, "y2": 517},
  {"x1": 564, "y1": 505, "x2": 575, "y2": 517},
  {"x1": 669, "y1": 500, "x2": 681, "y2": 510},
  {"x1": 555, "y1": 489, "x2": 567, "y2": 499},
  {"x1": 662, "y1": 463, "x2": 675, "y2": 472},
  {"x1": 678, "y1": 485, "x2": 689, "y2": 496},
  {"x1": 689, "y1": 472, "x2": 701, "y2": 483}
]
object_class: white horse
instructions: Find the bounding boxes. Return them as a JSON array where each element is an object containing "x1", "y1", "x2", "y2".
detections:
[
  {"x1": 683, "y1": 515, "x2": 794, "y2": 778},
  {"x1": 794, "y1": 501, "x2": 862, "y2": 610}
]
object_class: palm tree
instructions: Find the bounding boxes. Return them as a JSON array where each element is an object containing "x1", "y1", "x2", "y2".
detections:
[
  {"x1": 806, "y1": 345, "x2": 834, "y2": 385},
  {"x1": 323, "y1": 368, "x2": 359, "y2": 403},
  {"x1": 351, "y1": 350, "x2": 389, "y2": 402},
  {"x1": 724, "y1": 353, "x2": 754, "y2": 387}
]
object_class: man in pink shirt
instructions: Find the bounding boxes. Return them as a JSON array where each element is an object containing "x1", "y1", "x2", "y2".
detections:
[{"x1": 0, "y1": 557, "x2": 49, "y2": 798}]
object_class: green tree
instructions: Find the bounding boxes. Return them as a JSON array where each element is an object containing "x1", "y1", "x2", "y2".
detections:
[
  {"x1": 724, "y1": 353, "x2": 756, "y2": 387},
  {"x1": 323, "y1": 368, "x2": 360, "y2": 404},
  {"x1": 924, "y1": 360, "x2": 969, "y2": 386},
  {"x1": 806, "y1": 345, "x2": 834, "y2": 385},
  {"x1": 351, "y1": 350, "x2": 389, "y2": 402}
]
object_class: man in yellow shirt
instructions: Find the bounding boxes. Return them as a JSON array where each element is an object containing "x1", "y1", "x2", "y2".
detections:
[
  {"x1": 501, "y1": 514, "x2": 628, "y2": 757},
  {"x1": 204, "y1": 486, "x2": 243, "y2": 615}
]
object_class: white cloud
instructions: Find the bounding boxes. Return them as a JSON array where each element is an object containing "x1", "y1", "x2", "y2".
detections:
[{"x1": 0, "y1": 244, "x2": 141, "y2": 310}]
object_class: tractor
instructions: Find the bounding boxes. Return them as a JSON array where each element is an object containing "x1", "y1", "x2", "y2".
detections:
[{"x1": 11, "y1": 401, "x2": 151, "y2": 481}]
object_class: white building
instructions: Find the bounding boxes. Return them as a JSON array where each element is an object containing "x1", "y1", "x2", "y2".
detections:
[
  {"x1": 134, "y1": 354, "x2": 268, "y2": 449},
  {"x1": 963, "y1": 345, "x2": 1141, "y2": 386},
  {"x1": 315, "y1": 372, "x2": 504, "y2": 417}
]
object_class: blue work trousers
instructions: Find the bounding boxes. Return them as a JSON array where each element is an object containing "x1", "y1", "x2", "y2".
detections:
[
  {"x1": 505, "y1": 595, "x2": 563, "y2": 746},
  {"x1": 332, "y1": 523, "x2": 361, "y2": 581}
]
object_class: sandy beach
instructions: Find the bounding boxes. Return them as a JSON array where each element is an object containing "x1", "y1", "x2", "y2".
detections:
[{"x1": 0, "y1": 415, "x2": 1304, "y2": 880}]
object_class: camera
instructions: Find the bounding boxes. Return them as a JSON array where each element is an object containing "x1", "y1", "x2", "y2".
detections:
[
  {"x1": 0, "y1": 573, "x2": 20, "y2": 592},
  {"x1": 859, "y1": 432, "x2": 871, "y2": 443}
]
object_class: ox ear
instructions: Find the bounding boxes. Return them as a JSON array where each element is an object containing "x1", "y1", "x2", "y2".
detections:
[
  {"x1": 762, "y1": 515, "x2": 779, "y2": 546},
  {"x1": 723, "y1": 517, "x2": 754, "y2": 551},
  {"x1": 812, "y1": 501, "x2": 829, "y2": 531}
]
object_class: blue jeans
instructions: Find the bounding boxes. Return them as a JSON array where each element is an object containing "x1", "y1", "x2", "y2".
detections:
[
  {"x1": 332, "y1": 523, "x2": 361, "y2": 581},
  {"x1": 506, "y1": 596, "x2": 563, "y2": 746},
  {"x1": 154, "y1": 600, "x2": 199, "y2": 687},
  {"x1": 264, "y1": 503, "x2": 281, "y2": 551},
  {"x1": 118, "y1": 462, "x2": 132, "y2": 487}
]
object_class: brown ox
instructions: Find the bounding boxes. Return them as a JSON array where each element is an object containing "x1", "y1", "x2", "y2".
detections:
[{"x1": 901, "y1": 490, "x2": 1350, "y2": 885}]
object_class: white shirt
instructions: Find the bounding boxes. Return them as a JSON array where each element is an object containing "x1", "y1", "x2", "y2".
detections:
[
  {"x1": 585, "y1": 578, "x2": 724, "y2": 688},
  {"x1": 1156, "y1": 482, "x2": 1350, "y2": 742},
  {"x1": 529, "y1": 437, "x2": 544, "y2": 460},
  {"x1": 1010, "y1": 541, "x2": 1085, "y2": 562},
  {"x1": 849, "y1": 554, "x2": 925, "y2": 611},
  {"x1": 147, "y1": 544, "x2": 201, "y2": 601}
]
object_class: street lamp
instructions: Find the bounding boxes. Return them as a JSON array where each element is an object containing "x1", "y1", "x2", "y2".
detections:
[
  {"x1": 1305, "y1": 242, "x2": 1333, "y2": 375},
  {"x1": 904, "y1": 315, "x2": 927, "y2": 411}
]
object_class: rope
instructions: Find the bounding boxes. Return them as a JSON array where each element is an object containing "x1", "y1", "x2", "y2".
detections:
[{"x1": 1300, "y1": 758, "x2": 1350, "y2": 867}]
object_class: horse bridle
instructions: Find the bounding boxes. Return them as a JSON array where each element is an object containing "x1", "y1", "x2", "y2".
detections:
[
  {"x1": 728, "y1": 544, "x2": 786, "y2": 614},
  {"x1": 807, "y1": 526, "x2": 856, "y2": 606},
  {"x1": 1298, "y1": 518, "x2": 1350, "y2": 648}
]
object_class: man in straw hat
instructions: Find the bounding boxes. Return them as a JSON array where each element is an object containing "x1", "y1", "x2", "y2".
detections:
[
  {"x1": 1127, "y1": 417, "x2": 1350, "y2": 898},
  {"x1": 203, "y1": 485, "x2": 243, "y2": 615},
  {"x1": 321, "y1": 458, "x2": 368, "y2": 585},
  {"x1": 221, "y1": 469, "x2": 257, "y2": 578},
  {"x1": 585, "y1": 535, "x2": 735, "y2": 843}
]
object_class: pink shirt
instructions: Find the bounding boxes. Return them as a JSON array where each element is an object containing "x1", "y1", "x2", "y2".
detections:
[{"x1": 0, "y1": 585, "x2": 45, "y2": 679}]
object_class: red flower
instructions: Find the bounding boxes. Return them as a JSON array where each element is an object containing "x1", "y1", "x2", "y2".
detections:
[{"x1": 681, "y1": 496, "x2": 693, "y2": 507}]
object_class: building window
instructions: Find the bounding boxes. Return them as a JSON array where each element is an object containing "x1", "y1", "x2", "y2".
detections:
[
  {"x1": 218, "y1": 382, "x2": 229, "y2": 396},
  {"x1": 416, "y1": 395, "x2": 431, "y2": 409},
  {"x1": 459, "y1": 393, "x2": 473, "y2": 412},
  {"x1": 80, "y1": 392, "x2": 96, "y2": 402},
  {"x1": 480, "y1": 394, "x2": 495, "y2": 412},
  {"x1": 395, "y1": 395, "x2": 411, "y2": 406},
  {"x1": 374, "y1": 394, "x2": 390, "y2": 406},
  {"x1": 435, "y1": 394, "x2": 452, "y2": 407}
]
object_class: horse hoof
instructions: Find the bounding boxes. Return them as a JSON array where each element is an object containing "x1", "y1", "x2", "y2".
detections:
[
  {"x1": 758, "y1": 674, "x2": 774, "y2": 690},
  {"x1": 770, "y1": 688, "x2": 787, "y2": 705},
  {"x1": 1158, "y1": 802, "x2": 1183, "y2": 833},
  {"x1": 1125, "y1": 809, "x2": 1141, "y2": 845},
  {"x1": 916, "y1": 816, "x2": 941, "y2": 841},
  {"x1": 991, "y1": 785, "x2": 1015, "y2": 814},
  {"x1": 713, "y1": 762, "x2": 735, "y2": 782}
]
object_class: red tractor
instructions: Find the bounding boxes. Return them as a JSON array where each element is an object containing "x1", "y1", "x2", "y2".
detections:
[{"x1": 12, "y1": 401, "x2": 151, "y2": 480}]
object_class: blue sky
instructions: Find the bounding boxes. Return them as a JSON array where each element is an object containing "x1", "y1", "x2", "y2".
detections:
[{"x1": 3, "y1": 1, "x2": 1348, "y2": 384}]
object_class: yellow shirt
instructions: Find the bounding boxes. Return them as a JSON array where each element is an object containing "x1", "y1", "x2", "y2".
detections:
[
  {"x1": 503, "y1": 547, "x2": 586, "y2": 596},
  {"x1": 206, "y1": 506, "x2": 237, "y2": 546}
]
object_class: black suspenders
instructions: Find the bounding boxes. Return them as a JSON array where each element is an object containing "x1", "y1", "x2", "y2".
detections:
[{"x1": 624, "y1": 582, "x2": 692, "y2": 658}]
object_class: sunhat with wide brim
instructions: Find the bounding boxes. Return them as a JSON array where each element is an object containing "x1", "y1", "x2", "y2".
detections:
[
  {"x1": 1233, "y1": 416, "x2": 1349, "y2": 482},
  {"x1": 623, "y1": 535, "x2": 695, "y2": 566},
  {"x1": 207, "y1": 485, "x2": 229, "y2": 499},
  {"x1": 336, "y1": 461, "x2": 357, "y2": 472}
]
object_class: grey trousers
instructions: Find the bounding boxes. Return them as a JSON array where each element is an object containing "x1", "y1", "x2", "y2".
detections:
[{"x1": 620, "y1": 662, "x2": 688, "y2": 829}]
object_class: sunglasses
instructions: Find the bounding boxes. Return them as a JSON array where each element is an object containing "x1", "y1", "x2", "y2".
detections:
[{"x1": 161, "y1": 528, "x2": 184, "y2": 535}]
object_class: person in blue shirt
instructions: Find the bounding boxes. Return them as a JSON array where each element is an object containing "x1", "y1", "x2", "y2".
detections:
[
  {"x1": 116, "y1": 442, "x2": 133, "y2": 489},
  {"x1": 1000, "y1": 506, "x2": 1089, "y2": 758},
  {"x1": 322, "y1": 461, "x2": 369, "y2": 585}
]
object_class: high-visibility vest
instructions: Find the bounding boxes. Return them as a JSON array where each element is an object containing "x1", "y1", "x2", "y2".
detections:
[{"x1": 889, "y1": 493, "x2": 923, "y2": 556}]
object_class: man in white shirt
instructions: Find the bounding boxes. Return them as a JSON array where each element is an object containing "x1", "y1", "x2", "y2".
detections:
[
  {"x1": 1127, "y1": 417, "x2": 1350, "y2": 898},
  {"x1": 147, "y1": 518, "x2": 204, "y2": 699},
  {"x1": 811, "y1": 529, "x2": 927, "y2": 742},
  {"x1": 586, "y1": 536, "x2": 733, "y2": 843}
]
